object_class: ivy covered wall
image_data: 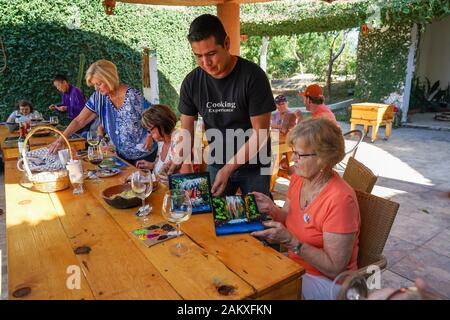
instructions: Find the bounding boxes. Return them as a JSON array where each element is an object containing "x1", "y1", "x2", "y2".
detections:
[
  {"x1": 0, "y1": 0, "x2": 197, "y2": 121},
  {"x1": 354, "y1": 24, "x2": 412, "y2": 102}
]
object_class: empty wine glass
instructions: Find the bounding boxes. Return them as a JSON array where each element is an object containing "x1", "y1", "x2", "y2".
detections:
[
  {"x1": 131, "y1": 169, "x2": 153, "y2": 225},
  {"x1": 161, "y1": 189, "x2": 192, "y2": 256},
  {"x1": 87, "y1": 130, "x2": 99, "y2": 146}
]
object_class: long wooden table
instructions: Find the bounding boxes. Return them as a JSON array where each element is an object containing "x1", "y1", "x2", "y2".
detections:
[
  {"x1": 5, "y1": 158, "x2": 304, "y2": 299},
  {"x1": 0, "y1": 125, "x2": 86, "y2": 160}
]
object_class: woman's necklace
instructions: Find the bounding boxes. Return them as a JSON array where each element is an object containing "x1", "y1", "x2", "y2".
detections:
[
  {"x1": 109, "y1": 87, "x2": 123, "y2": 107},
  {"x1": 300, "y1": 170, "x2": 333, "y2": 209}
]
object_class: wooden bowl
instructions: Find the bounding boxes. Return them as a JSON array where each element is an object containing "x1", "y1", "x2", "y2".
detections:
[{"x1": 101, "y1": 184, "x2": 141, "y2": 209}]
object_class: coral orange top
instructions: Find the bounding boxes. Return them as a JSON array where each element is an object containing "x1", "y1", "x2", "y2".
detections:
[
  {"x1": 285, "y1": 172, "x2": 360, "y2": 278},
  {"x1": 312, "y1": 104, "x2": 338, "y2": 125}
]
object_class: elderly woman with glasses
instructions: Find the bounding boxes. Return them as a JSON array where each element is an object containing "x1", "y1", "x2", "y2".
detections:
[
  {"x1": 251, "y1": 117, "x2": 361, "y2": 300},
  {"x1": 49, "y1": 59, "x2": 156, "y2": 165}
]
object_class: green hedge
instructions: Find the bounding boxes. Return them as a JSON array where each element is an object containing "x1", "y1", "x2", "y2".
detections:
[
  {"x1": 241, "y1": 0, "x2": 449, "y2": 36},
  {"x1": 354, "y1": 24, "x2": 412, "y2": 102},
  {"x1": 0, "y1": 0, "x2": 197, "y2": 122}
]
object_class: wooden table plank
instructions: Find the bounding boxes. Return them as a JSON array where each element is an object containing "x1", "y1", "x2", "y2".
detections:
[
  {"x1": 6, "y1": 152, "x2": 304, "y2": 300},
  {"x1": 0, "y1": 125, "x2": 85, "y2": 160},
  {"x1": 82, "y1": 172, "x2": 256, "y2": 300},
  {"x1": 48, "y1": 187, "x2": 181, "y2": 300},
  {"x1": 5, "y1": 162, "x2": 94, "y2": 300},
  {"x1": 81, "y1": 163, "x2": 303, "y2": 299},
  {"x1": 182, "y1": 214, "x2": 304, "y2": 297}
]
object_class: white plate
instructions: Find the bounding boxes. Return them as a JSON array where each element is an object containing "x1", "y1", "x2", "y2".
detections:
[{"x1": 86, "y1": 168, "x2": 121, "y2": 179}]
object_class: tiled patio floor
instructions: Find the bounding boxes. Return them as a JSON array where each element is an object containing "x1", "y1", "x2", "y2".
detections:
[{"x1": 1, "y1": 121, "x2": 449, "y2": 299}]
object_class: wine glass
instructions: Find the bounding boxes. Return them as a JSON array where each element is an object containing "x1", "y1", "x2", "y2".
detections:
[
  {"x1": 50, "y1": 116, "x2": 59, "y2": 125},
  {"x1": 87, "y1": 130, "x2": 99, "y2": 146},
  {"x1": 131, "y1": 169, "x2": 153, "y2": 225},
  {"x1": 87, "y1": 146, "x2": 103, "y2": 183},
  {"x1": 161, "y1": 189, "x2": 192, "y2": 256}
]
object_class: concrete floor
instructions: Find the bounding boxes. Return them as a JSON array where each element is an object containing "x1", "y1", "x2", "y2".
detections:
[
  {"x1": 1, "y1": 121, "x2": 449, "y2": 300},
  {"x1": 405, "y1": 112, "x2": 450, "y2": 131}
]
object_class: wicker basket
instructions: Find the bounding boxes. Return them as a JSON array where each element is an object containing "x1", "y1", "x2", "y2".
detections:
[{"x1": 21, "y1": 126, "x2": 74, "y2": 193}]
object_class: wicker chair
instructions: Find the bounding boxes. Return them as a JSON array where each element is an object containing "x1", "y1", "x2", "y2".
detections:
[
  {"x1": 354, "y1": 190, "x2": 399, "y2": 277},
  {"x1": 343, "y1": 156, "x2": 378, "y2": 193}
]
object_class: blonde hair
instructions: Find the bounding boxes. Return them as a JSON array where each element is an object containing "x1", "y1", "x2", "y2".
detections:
[
  {"x1": 287, "y1": 117, "x2": 345, "y2": 168},
  {"x1": 85, "y1": 60, "x2": 120, "y2": 91}
]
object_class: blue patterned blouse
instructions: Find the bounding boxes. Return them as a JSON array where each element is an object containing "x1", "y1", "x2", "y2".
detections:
[{"x1": 85, "y1": 87, "x2": 156, "y2": 160}]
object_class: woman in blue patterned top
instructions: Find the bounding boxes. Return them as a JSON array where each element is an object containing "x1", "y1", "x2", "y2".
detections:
[{"x1": 49, "y1": 60, "x2": 157, "y2": 165}]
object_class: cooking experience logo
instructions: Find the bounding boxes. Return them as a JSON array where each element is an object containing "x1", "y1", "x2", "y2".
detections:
[{"x1": 206, "y1": 101, "x2": 237, "y2": 113}]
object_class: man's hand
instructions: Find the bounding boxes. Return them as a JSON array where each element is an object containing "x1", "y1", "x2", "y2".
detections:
[
  {"x1": 55, "y1": 105, "x2": 67, "y2": 112},
  {"x1": 211, "y1": 166, "x2": 233, "y2": 197}
]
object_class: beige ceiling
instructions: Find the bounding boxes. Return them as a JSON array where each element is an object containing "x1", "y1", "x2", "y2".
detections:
[{"x1": 118, "y1": 0, "x2": 273, "y2": 6}]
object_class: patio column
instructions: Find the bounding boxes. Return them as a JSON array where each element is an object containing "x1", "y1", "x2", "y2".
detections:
[
  {"x1": 217, "y1": 1, "x2": 240, "y2": 56},
  {"x1": 402, "y1": 23, "x2": 419, "y2": 123}
]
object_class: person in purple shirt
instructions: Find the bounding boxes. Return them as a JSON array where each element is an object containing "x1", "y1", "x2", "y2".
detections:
[{"x1": 49, "y1": 74, "x2": 86, "y2": 121}]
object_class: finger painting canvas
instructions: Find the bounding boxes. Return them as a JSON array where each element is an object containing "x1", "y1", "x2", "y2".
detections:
[
  {"x1": 212, "y1": 194, "x2": 265, "y2": 236},
  {"x1": 168, "y1": 172, "x2": 212, "y2": 214}
]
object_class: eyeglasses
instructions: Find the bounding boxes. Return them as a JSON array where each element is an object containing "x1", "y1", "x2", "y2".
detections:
[
  {"x1": 292, "y1": 149, "x2": 317, "y2": 159},
  {"x1": 148, "y1": 125, "x2": 156, "y2": 132}
]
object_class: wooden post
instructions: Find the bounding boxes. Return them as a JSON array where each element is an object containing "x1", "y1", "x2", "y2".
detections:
[
  {"x1": 217, "y1": 1, "x2": 240, "y2": 56},
  {"x1": 402, "y1": 23, "x2": 418, "y2": 123}
]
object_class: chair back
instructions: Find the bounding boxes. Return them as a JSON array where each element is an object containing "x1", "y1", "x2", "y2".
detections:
[
  {"x1": 343, "y1": 157, "x2": 377, "y2": 193},
  {"x1": 343, "y1": 129, "x2": 364, "y2": 158},
  {"x1": 337, "y1": 129, "x2": 364, "y2": 169},
  {"x1": 356, "y1": 190, "x2": 399, "y2": 269}
]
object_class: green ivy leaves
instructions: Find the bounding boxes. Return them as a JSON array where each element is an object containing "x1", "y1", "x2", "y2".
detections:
[{"x1": 0, "y1": 0, "x2": 199, "y2": 121}]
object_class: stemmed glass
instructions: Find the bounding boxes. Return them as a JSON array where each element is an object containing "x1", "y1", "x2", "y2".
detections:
[
  {"x1": 131, "y1": 169, "x2": 153, "y2": 225},
  {"x1": 87, "y1": 146, "x2": 103, "y2": 183},
  {"x1": 87, "y1": 130, "x2": 99, "y2": 147},
  {"x1": 50, "y1": 116, "x2": 59, "y2": 126},
  {"x1": 161, "y1": 189, "x2": 192, "y2": 256}
]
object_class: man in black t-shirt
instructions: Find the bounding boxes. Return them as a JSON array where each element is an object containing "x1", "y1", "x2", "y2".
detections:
[{"x1": 167, "y1": 14, "x2": 275, "y2": 197}]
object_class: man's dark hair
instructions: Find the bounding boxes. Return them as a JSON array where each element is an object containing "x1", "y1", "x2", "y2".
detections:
[
  {"x1": 307, "y1": 95, "x2": 325, "y2": 105},
  {"x1": 53, "y1": 74, "x2": 68, "y2": 83},
  {"x1": 187, "y1": 14, "x2": 227, "y2": 46}
]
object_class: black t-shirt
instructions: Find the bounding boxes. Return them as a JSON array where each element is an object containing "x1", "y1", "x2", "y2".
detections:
[{"x1": 179, "y1": 57, "x2": 276, "y2": 169}]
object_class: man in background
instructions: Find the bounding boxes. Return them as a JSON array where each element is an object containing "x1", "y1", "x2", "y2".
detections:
[
  {"x1": 297, "y1": 83, "x2": 337, "y2": 124},
  {"x1": 49, "y1": 74, "x2": 85, "y2": 122},
  {"x1": 271, "y1": 95, "x2": 297, "y2": 135}
]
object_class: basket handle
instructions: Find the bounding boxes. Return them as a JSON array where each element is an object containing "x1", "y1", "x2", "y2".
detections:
[{"x1": 21, "y1": 126, "x2": 74, "y2": 178}]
